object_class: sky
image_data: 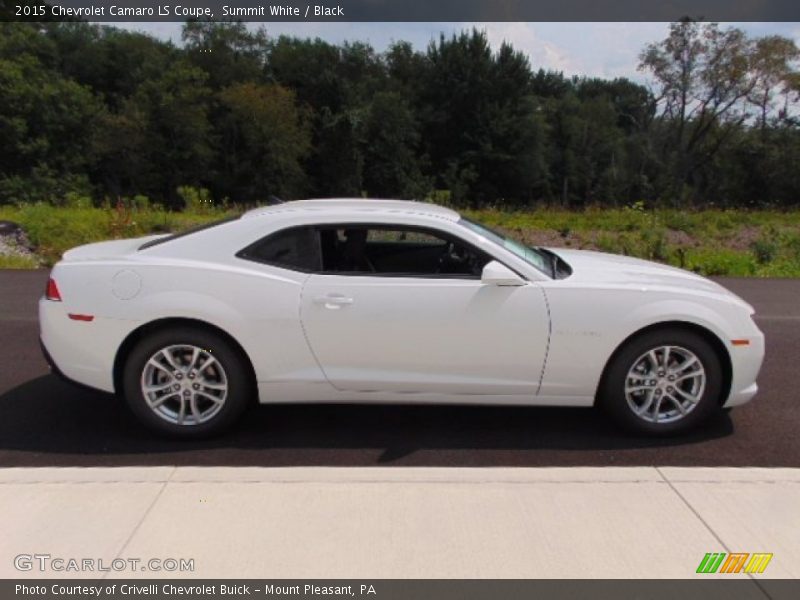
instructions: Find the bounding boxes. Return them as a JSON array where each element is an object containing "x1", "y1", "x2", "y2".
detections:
[{"x1": 117, "y1": 21, "x2": 800, "y2": 83}]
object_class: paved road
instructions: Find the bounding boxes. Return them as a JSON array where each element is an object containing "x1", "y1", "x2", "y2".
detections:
[{"x1": 0, "y1": 270, "x2": 798, "y2": 467}]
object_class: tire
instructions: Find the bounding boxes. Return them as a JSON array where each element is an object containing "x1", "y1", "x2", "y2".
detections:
[
  {"x1": 122, "y1": 326, "x2": 252, "y2": 438},
  {"x1": 599, "y1": 328, "x2": 724, "y2": 436}
]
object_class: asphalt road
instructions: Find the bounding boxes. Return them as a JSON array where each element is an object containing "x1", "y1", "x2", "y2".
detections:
[{"x1": 0, "y1": 270, "x2": 798, "y2": 467}]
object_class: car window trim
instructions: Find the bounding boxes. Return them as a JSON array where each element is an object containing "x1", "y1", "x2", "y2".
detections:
[
  {"x1": 314, "y1": 223, "x2": 491, "y2": 280},
  {"x1": 236, "y1": 222, "x2": 529, "y2": 281}
]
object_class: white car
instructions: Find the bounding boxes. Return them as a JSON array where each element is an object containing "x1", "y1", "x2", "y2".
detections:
[{"x1": 39, "y1": 199, "x2": 764, "y2": 437}]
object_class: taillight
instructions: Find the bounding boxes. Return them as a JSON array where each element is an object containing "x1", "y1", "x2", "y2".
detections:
[{"x1": 45, "y1": 277, "x2": 62, "y2": 301}]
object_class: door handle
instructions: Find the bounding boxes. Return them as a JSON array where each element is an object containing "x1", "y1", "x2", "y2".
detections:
[{"x1": 313, "y1": 294, "x2": 354, "y2": 309}]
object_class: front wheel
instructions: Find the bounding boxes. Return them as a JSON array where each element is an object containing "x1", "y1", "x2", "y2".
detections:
[
  {"x1": 122, "y1": 327, "x2": 252, "y2": 438},
  {"x1": 599, "y1": 329, "x2": 724, "y2": 435}
]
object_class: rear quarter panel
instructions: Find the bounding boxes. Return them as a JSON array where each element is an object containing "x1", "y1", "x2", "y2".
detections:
[{"x1": 49, "y1": 258, "x2": 326, "y2": 391}]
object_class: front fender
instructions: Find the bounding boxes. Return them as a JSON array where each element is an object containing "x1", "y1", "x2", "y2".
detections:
[{"x1": 538, "y1": 287, "x2": 760, "y2": 400}]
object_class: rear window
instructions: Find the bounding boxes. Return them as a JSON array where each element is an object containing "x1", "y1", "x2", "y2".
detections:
[
  {"x1": 138, "y1": 216, "x2": 240, "y2": 250},
  {"x1": 237, "y1": 226, "x2": 321, "y2": 272}
]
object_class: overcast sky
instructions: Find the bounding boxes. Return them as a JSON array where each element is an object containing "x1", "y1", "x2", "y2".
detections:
[{"x1": 117, "y1": 22, "x2": 800, "y2": 82}]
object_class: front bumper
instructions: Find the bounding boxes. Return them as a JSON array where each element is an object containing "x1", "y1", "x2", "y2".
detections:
[{"x1": 722, "y1": 327, "x2": 765, "y2": 408}]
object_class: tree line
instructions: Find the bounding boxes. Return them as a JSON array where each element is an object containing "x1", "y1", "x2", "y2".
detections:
[{"x1": 1, "y1": 20, "x2": 798, "y2": 209}]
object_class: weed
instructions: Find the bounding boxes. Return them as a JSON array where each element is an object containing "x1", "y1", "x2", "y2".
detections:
[
  {"x1": 1, "y1": 202, "x2": 799, "y2": 278},
  {"x1": 0, "y1": 254, "x2": 39, "y2": 269},
  {"x1": 751, "y1": 228, "x2": 779, "y2": 264}
]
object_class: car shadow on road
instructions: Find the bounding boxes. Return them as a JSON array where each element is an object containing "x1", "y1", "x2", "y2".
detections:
[{"x1": 0, "y1": 375, "x2": 736, "y2": 467}]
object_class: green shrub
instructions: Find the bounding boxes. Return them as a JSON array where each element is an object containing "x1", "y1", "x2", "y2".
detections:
[
  {"x1": 661, "y1": 211, "x2": 695, "y2": 233},
  {"x1": 754, "y1": 258, "x2": 800, "y2": 277},
  {"x1": 751, "y1": 230, "x2": 779, "y2": 264},
  {"x1": 595, "y1": 233, "x2": 618, "y2": 253},
  {"x1": 63, "y1": 192, "x2": 93, "y2": 209},
  {"x1": 131, "y1": 195, "x2": 150, "y2": 210},
  {"x1": 687, "y1": 249, "x2": 756, "y2": 276},
  {"x1": 0, "y1": 201, "x2": 235, "y2": 265},
  {"x1": 640, "y1": 227, "x2": 670, "y2": 261},
  {"x1": 780, "y1": 230, "x2": 800, "y2": 261},
  {"x1": 1, "y1": 203, "x2": 798, "y2": 276},
  {"x1": 427, "y1": 190, "x2": 452, "y2": 206},
  {"x1": 177, "y1": 186, "x2": 214, "y2": 212},
  {"x1": 0, "y1": 254, "x2": 39, "y2": 269}
]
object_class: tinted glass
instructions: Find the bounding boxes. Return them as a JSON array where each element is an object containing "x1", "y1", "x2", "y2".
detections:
[
  {"x1": 459, "y1": 218, "x2": 552, "y2": 276},
  {"x1": 240, "y1": 226, "x2": 320, "y2": 271},
  {"x1": 317, "y1": 225, "x2": 490, "y2": 277}
]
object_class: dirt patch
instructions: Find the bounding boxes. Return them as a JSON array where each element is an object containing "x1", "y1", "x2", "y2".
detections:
[
  {"x1": 721, "y1": 226, "x2": 762, "y2": 252},
  {"x1": 497, "y1": 226, "x2": 707, "y2": 252},
  {"x1": 495, "y1": 226, "x2": 592, "y2": 249},
  {"x1": 664, "y1": 230, "x2": 697, "y2": 250}
]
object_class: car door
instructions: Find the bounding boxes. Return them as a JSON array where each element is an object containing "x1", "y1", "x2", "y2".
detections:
[{"x1": 299, "y1": 224, "x2": 550, "y2": 396}]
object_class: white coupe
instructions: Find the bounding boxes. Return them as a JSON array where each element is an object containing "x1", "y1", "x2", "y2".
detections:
[{"x1": 39, "y1": 199, "x2": 764, "y2": 437}]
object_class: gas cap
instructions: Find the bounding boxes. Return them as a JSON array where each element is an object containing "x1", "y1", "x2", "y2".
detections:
[{"x1": 112, "y1": 269, "x2": 141, "y2": 300}]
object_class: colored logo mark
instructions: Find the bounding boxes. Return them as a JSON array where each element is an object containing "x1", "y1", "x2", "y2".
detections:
[{"x1": 696, "y1": 552, "x2": 773, "y2": 574}]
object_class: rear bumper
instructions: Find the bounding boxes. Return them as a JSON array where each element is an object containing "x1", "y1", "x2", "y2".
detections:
[
  {"x1": 40, "y1": 336, "x2": 102, "y2": 393},
  {"x1": 39, "y1": 336, "x2": 64, "y2": 378},
  {"x1": 39, "y1": 297, "x2": 138, "y2": 393}
]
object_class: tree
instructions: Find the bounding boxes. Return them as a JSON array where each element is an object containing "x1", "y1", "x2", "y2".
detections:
[
  {"x1": 217, "y1": 82, "x2": 311, "y2": 201},
  {"x1": 748, "y1": 35, "x2": 800, "y2": 131},
  {"x1": 0, "y1": 26, "x2": 101, "y2": 203},
  {"x1": 361, "y1": 91, "x2": 430, "y2": 199},
  {"x1": 1, "y1": 21, "x2": 799, "y2": 208},
  {"x1": 47, "y1": 24, "x2": 177, "y2": 110},
  {"x1": 182, "y1": 22, "x2": 268, "y2": 90},
  {"x1": 267, "y1": 37, "x2": 385, "y2": 197},
  {"x1": 420, "y1": 30, "x2": 547, "y2": 206},
  {"x1": 123, "y1": 60, "x2": 214, "y2": 205},
  {"x1": 639, "y1": 20, "x2": 799, "y2": 204}
]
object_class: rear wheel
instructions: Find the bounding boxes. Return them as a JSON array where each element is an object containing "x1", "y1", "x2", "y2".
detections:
[
  {"x1": 123, "y1": 327, "x2": 252, "y2": 438},
  {"x1": 600, "y1": 329, "x2": 724, "y2": 435}
]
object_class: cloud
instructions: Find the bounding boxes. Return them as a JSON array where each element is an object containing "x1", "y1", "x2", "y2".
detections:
[{"x1": 480, "y1": 22, "x2": 577, "y2": 73}]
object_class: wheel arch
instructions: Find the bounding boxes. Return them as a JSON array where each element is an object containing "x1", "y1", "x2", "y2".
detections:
[
  {"x1": 112, "y1": 317, "x2": 257, "y2": 397},
  {"x1": 595, "y1": 321, "x2": 732, "y2": 406}
]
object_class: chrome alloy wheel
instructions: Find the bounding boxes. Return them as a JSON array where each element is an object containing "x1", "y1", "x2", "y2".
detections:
[
  {"x1": 140, "y1": 345, "x2": 228, "y2": 426},
  {"x1": 624, "y1": 345, "x2": 706, "y2": 424}
]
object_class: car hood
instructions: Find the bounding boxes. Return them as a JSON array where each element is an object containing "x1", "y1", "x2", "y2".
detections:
[{"x1": 547, "y1": 248, "x2": 752, "y2": 309}]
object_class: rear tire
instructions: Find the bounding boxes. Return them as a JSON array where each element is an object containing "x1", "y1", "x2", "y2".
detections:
[
  {"x1": 123, "y1": 327, "x2": 252, "y2": 438},
  {"x1": 599, "y1": 328, "x2": 724, "y2": 436}
]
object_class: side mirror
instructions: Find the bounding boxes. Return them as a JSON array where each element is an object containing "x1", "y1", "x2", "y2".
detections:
[{"x1": 481, "y1": 260, "x2": 525, "y2": 286}]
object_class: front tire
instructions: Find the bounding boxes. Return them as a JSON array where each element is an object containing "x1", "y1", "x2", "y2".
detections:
[
  {"x1": 599, "y1": 329, "x2": 724, "y2": 435},
  {"x1": 123, "y1": 327, "x2": 252, "y2": 438}
]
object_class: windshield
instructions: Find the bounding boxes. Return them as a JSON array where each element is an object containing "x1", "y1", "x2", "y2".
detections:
[{"x1": 459, "y1": 218, "x2": 552, "y2": 277}]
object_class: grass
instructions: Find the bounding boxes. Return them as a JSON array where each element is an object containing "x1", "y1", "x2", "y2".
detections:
[
  {"x1": 464, "y1": 205, "x2": 800, "y2": 277},
  {"x1": 1, "y1": 201, "x2": 800, "y2": 277},
  {"x1": 0, "y1": 202, "x2": 236, "y2": 266},
  {"x1": 0, "y1": 254, "x2": 39, "y2": 269}
]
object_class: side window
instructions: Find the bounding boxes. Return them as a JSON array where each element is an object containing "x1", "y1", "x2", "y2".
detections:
[
  {"x1": 238, "y1": 226, "x2": 321, "y2": 272},
  {"x1": 317, "y1": 225, "x2": 491, "y2": 278}
]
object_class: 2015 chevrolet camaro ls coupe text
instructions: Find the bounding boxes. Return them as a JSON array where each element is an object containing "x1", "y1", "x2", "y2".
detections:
[{"x1": 39, "y1": 199, "x2": 765, "y2": 437}]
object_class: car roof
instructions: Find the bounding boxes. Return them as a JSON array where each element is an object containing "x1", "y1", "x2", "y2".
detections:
[{"x1": 242, "y1": 198, "x2": 461, "y2": 222}]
